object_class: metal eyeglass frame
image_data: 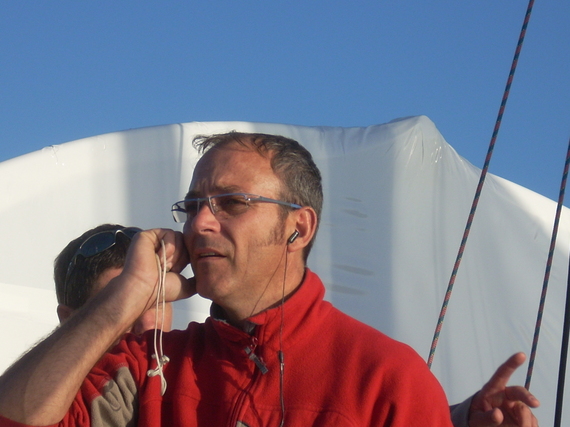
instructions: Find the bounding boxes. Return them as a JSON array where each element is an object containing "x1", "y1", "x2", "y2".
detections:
[{"x1": 171, "y1": 193, "x2": 302, "y2": 223}]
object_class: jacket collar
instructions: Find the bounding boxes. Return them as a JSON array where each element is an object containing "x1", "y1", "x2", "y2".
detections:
[{"x1": 209, "y1": 269, "x2": 331, "y2": 351}]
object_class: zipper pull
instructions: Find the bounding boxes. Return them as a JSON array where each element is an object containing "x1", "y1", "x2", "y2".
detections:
[{"x1": 244, "y1": 346, "x2": 269, "y2": 374}]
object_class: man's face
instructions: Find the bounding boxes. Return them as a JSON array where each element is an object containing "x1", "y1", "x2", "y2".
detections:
[{"x1": 183, "y1": 143, "x2": 291, "y2": 314}]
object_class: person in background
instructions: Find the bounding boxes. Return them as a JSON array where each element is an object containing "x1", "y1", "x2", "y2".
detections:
[{"x1": 54, "y1": 223, "x2": 172, "y2": 334}]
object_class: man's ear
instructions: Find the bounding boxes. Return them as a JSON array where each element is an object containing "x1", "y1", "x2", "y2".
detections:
[
  {"x1": 56, "y1": 304, "x2": 74, "y2": 323},
  {"x1": 287, "y1": 206, "x2": 318, "y2": 253}
]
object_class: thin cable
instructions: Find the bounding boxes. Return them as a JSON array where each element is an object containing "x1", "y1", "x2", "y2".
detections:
[
  {"x1": 278, "y1": 248, "x2": 288, "y2": 427},
  {"x1": 526, "y1": 135, "x2": 570, "y2": 390},
  {"x1": 427, "y1": 0, "x2": 535, "y2": 368},
  {"x1": 248, "y1": 259, "x2": 282, "y2": 318},
  {"x1": 154, "y1": 244, "x2": 168, "y2": 372}
]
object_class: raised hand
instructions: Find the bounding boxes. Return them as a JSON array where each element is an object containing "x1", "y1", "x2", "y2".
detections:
[
  {"x1": 469, "y1": 353, "x2": 539, "y2": 427},
  {"x1": 122, "y1": 228, "x2": 195, "y2": 310}
]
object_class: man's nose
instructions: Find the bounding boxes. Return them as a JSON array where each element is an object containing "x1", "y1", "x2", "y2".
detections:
[{"x1": 189, "y1": 198, "x2": 221, "y2": 234}]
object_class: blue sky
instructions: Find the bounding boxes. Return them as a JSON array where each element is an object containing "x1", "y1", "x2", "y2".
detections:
[{"x1": 1, "y1": 1, "x2": 569, "y2": 202}]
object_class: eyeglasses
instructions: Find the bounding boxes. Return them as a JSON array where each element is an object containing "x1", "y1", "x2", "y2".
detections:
[
  {"x1": 171, "y1": 193, "x2": 302, "y2": 223},
  {"x1": 63, "y1": 227, "x2": 142, "y2": 305}
]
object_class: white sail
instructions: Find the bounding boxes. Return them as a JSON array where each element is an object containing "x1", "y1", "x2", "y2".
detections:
[{"x1": 1, "y1": 116, "x2": 568, "y2": 424}]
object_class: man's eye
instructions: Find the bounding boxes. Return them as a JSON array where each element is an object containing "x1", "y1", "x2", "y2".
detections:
[
  {"x1": 184, "y1": 201, "x2": 201, "y2": 212},
  {"x1": 217, "y1": 196, "x2": 247, "y2": 213}
]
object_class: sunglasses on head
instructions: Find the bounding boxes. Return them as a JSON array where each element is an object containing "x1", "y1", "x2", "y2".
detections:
[{"x1": 63, "y1": 227, "x2": 142, "y2": 305}]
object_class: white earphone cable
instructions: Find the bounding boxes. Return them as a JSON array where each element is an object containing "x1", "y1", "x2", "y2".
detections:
[{"x1": 146, "y1": 239, "x2": 169, "y2": 395}]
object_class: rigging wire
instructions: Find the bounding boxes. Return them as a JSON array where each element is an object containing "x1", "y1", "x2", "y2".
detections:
[
  {"x1": 427, "y1": 0, "x2": 535, "y2": 369},
  {"x1": 555, "y1": 224, "x2": 570, "y2": 427},
  {"x1": 526, "y1": 136, "x2": 570, "y2": 391}
]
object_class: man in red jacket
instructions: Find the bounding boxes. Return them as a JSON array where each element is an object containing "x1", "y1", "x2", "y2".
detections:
[{"x1": 0, "y1": 132, "x2": 537, "y2": 426}]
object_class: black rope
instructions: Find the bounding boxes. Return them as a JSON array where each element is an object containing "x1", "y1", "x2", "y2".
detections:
[
  {"x1": 551, "y1": 136, "x2": 570, "y2": 427},
  {"x1": 526, "y1": 134, "x2": 570, "y2": 391},
  {"x1": 554, "y1": 253, "x2": 570, "y2": 427}
]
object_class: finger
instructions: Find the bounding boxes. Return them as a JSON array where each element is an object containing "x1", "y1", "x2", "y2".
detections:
[
  {"x1": 121, "y1": 228, "x2": 189, "y2": 305},
  {"x1": 482, "y1": 353, "x2": 527, "y2": 394},
  {"x1": 164, "y1": 274, "x2": 197, "y2": 302},
  {"x1": 508, "y1": 401, "x2": 536, "y2": 427},
  {"x1": 152, "y1": 229, "x2": 178, "y2": 264},
  {"x1": 170, "y1": 231, "x2": 190, "y2": 273},
  {"x1": 151, "y1": 229, "x2": 191, "y2": 274},
  {"x1": 469, "y1": 407, "x2": 503, "y2": 427},
  {"x1": 123, "y1": 229, "x2": 171, "y2": 281},
  {"x1": 504, "y1": 386, "x2": 540, "y2": 408}
]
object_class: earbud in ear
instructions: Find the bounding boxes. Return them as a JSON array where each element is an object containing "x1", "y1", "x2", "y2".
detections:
[{"x1": 287, "y1": 230, "x2": 300, "y2": 244}]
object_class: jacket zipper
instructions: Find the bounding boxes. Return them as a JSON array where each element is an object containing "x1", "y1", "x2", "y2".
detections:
[{"x1": 228, "y1": 336, "x2": 268, "y2": 426}]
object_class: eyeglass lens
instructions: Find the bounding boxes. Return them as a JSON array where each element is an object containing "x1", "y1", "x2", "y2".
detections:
[{"x1": 186, "y1": 195, "x2": 249, "y2": 220}]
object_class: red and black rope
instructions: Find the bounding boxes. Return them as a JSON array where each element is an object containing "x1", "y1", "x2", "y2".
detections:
[{"x1": 427, "y1": 0, "x2": 535, "y2": 369}]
